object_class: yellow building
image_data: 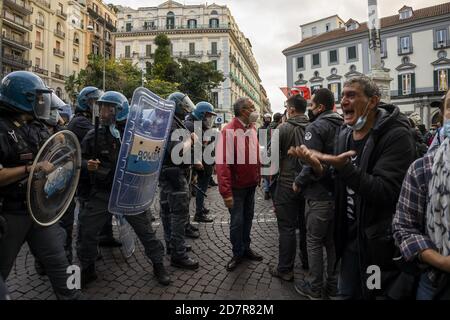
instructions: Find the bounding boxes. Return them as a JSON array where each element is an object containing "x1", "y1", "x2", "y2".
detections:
[{"x1": 1, "y1": 0, "x2": 33, "y2": 76}]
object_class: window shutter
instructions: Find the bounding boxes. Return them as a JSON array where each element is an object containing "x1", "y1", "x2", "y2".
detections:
[
  {"x1": 434, "y1": 70, "x2": 439, "y2": 92},
  {"x1": 398, "y1": 75, "x2": 403, "y2": 96},
  {"x1": 411, "y1": 73, "x2": 416, "y2": 94}
]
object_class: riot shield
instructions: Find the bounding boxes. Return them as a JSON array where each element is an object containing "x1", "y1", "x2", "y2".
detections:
[
  {"x1": 108, "y1": 87, "x2": 175, "y2": 215},
  {"x1": 115, "y1": 215, "x2": 135, "y2": 259},
  {"x1": 27, "y1": 130, "x2": 81, "y2": 226}
]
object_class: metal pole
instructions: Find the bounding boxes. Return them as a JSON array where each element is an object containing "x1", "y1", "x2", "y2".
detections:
[{"x1": 103, "y1": 19, "x2": 106, "y2": 91}]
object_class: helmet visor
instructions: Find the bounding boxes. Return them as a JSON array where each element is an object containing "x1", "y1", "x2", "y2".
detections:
[
  {"x1": 34, "y1": 90, "x2": 52, "y2": 120},
  {"x1": 181, "y1": 95, "x2": 195, "y2": 114},
  {"x1": 99, "y1": 102, "x2": 116, "y2": 126},
  {"x1": 51, "y1": 92, "x2": 66, "y2": 110}
]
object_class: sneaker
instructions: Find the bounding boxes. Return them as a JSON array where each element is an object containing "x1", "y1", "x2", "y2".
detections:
[
  {"x1": 268, "y1": 265, "x2": 294, "y2": 282},
  {"x1": 294, "y1": 280, "x2": 322, "y2": 300}
]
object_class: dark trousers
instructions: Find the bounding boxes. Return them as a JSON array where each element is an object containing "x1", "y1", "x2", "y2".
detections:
[
  {"x1": 0, "y1": 212, "x2": 80, "y2": 300},
  {"x1": 273, "y1": 184, "x2": 307, "y2": 272},
  {"x1": 338, "y1": 244, "x2": 363, "y2": 299},
  {"x1": 159, "y1": 167, "x2": 190, "y2": 260},
  {"x1": 59, "y1": 199, "x2": 76, "y2": 263},
  {"x1": 0, "y1": 274, "x2": 8, "y2": 300},
  {"x1": 229, "y1": 186, "x2": 256, "y2": 257},
  {"x1": 195, "y1": 164, "x2": 213, "y2": 215},
  {"x1": 77, "y1": 194, "x2": 164, "y2": 269}
]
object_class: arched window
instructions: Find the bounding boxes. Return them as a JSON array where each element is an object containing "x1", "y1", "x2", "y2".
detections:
[
  {"x1": 37, "y1": 12, "x2": 44, "y2": 26},
  {"x1": 57, "y1": 22, "x2": 62, "y2": 31},
  {"x1": 209, "y1": 18, "x2": 219, "y2": 28},
  {"x1": 187, "y1": 19, "x2": 197, "y2": 29},
  {"x1": 74, "y1": 32, "x2": 79, "y2": 45},
  {"x1": 166, "y1": 11, "x2": 175, "y2": 29},
  {"x1": 55, "y1": 87, "x2": 62, "y2": 98},
  {"x1": 210, "y1": 10, "x2": 218, "y2": 15}
]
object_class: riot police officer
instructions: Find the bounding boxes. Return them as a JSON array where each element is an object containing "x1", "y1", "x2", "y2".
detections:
[
  {"x1": 0, "y1": 71, "x2": 80, "y2": 300},
  {"x1": 159, "y1": 92, "x2": 199, "y2": 270},
  {"x1": 77, "y1": 91, "x2": 171, "y2": 286},
  {"x1": 184, "y1": 101, "x2": 217, "y2": 223}
]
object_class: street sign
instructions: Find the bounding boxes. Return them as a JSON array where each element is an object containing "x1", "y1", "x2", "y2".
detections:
[{"x1": 215, "y1": 113, "x2": 224, "y2": 124}]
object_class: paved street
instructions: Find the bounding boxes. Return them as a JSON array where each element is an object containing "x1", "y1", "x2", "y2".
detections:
[{"x1": 5, "y1": 181, "x2": 307, "y2": 300}]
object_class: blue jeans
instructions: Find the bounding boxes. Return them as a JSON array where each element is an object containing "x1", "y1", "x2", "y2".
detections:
[
  {"x1": 416, "y1": 273, "x2": 436, "y2": 300},
  {"x1": 263, "y1": 177, "x2": 270, "y2": 193},
  {"x1": 195, "y1": 164, "x2": 213, "y2": 215},
  {"x1": 229, "y1": 186, "x2": 256, "y2": 257},
  {"x1": 338, "y1": 245, "x2": 363, "y2": 299}
]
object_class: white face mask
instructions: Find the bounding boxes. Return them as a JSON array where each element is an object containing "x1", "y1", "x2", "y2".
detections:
[
  {"x1": 350, "y1": 101, "x2": 370, "y2": 131},
  {"x1": 248, "y1": 111, "x2": 259, "y2": 123}
]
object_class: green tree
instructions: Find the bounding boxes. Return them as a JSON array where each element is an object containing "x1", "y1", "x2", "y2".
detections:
[{"x1": 152, "y1": 34, "x2": 178, "y2": 81}]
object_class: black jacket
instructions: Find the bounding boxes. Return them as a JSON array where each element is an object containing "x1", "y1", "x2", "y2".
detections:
[
  {"x1": 295, "y1": 110, "x2": 343, "y2": 200},
  {"x1": 68, "y1": 113, "x2": 93, "y2": 143},
  {"x1": 277, "y1": 114, "x2": 309, "y2": 188},
  {"x1": 333, "y1": 104, "x2": 415, "y2": 296}
]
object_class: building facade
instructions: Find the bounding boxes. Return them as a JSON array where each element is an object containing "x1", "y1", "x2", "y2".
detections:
[
  {"x1": 1, "y1": 0, "x2": 34, "y2": 77},
  {"x1": 283, "y1": 3, "x2": 450, "y2": 128},
  {"x1": 114, "y1": 1, "x2": 265, "y2": 122}
]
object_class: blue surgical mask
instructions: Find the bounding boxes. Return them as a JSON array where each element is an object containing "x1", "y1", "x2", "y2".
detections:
[
  {"x1": 350, "y1": 101, "x2": 370, "y2": 131},
  {"x1": 109, "y1": 125, "x2": 121, "y2": 140},
  {"x1": 444, "y1": 119, "x2": 450, "y2": 139}
]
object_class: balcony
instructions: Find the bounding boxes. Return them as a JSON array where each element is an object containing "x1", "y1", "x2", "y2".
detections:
[
  {"x1": 398, "y1": 47, "x2": 413, "y2": 55},
  {"x1": 2, "y1": 11, "x2": 33, "y2": 32},
  {"x1": 34, "y1": 0, "x2": 51, "y2": 10},
  {"x1": 53, "y1": 48, "x2": 65, "y2": 57},
  {"x1": 33, "y1": 66, "x2": 48, "y2": 76},
  {"x1": 2, "y1": 53, "x2": 32, "y2": 69},
  {"x1": 2, "y1": 34, "x2": 32, "y2": 50},
  {"x1": 35, "y1": 19, "x2": 44, "y2": 28},
  {"x1": 184, "y1": 51, "x2": 203, "y2": 58},
  {"x1": 207, "y1": 50, "x2": 221, "y2": 57},
  {"x1": 87, "y1": 7, "x2": 117, "y2": 32},
  {"x1": 4, "y1": 0, "x2": 33, "y2": 15},
  {"x1": 51, "y1": 72, "x2": 65, "y2": 81},
  {"x1": 73, "y1": 56, "x2": 79, "y2": 63},
  {"x1": 434, "y1": 39, "x2": 450, "y2": 50},
  {"x1": 54, "y1": 29, "x2": 65, "y2": 39},
  {"x1": 55, "y1": 9, "x2": 67, "y2": 20},
  {"x1": 117, "y1": 23, "x2": 230, "y2": 34},
  {"x1": 35, "y1": 40, "x2": 44, "y2": 49}
]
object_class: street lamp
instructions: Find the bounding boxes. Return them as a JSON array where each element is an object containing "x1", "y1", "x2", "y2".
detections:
[{"x1": 87, "y1": 18, "x2": 106, "y2": 92}]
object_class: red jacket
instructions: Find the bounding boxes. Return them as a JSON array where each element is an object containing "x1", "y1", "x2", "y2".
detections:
[{"x1": 215, "y1": 117, "x2": 261, "y2": 199}]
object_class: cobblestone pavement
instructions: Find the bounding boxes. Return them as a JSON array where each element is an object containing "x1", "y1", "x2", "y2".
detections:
[{"x1": 5, "y1": 181, "x2": 308, "y2": 300}]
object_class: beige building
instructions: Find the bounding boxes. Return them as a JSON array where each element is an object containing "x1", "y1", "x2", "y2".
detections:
[
  {"x1": 114, "y1": 1, "x2": 266, "y2": 122},
  {"x1": 1, "y1": 0, "x2": 33, "y2": 77}
]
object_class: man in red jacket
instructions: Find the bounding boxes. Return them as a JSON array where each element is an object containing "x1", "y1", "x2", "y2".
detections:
[{"x1": 216, "y1": 97, "x2": 264, "y2": 271}]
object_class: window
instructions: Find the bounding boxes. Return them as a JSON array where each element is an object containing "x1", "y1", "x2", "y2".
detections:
[
  {"x1": 296, "y1": 56, "x2": 304, "y2": 69},
  {"x1": 312, "y1": 27, "x2": 317, "y2": 36},
  {"x1": 57, "y1": 22, "x2": 62, "y2": 31},
  {"x1": 126, "y1": 23, "x2": 132, "y2": 32},
  {"x1": 312, "y1": 53, "x2": 320, "y2": 67},
  {"x1": 436, "y1": 29, "x2": 448, "y2": 48},
  {"x1": 211, "y1": 42, "x2": 217, "y2": 54},
  {"x1": 58, "y1": 3, "x2": 63, "y2": 13},
  {"x1": 347, "y1": 46, "x2": 357, "y2": 61},
  {"x1": 439, "y1": 69, "x2": 448, "y2": 91},
  {"x1": 125, "y1": 45, "x2": 130, "y2": 58},
  {"x1": 380, "y1": 39, "x2": 387, "y2": 58},
  {"x1": 56, "y1": 41, "x2": 61, "y2": 49},
  {"x1": 402, "y1": 73, "x2": 412, "y2": 95},
  {"x1": 37, "y1": 13, "x2": 44, "y2": 25},
  {"x1": 146, "y1": 45, "x2": 152, "y2": 57},
  {"x1": 166, "y1": 12, "x2": 175, "y2": 29},
  {"x1": 36, "y1": 31, "x2": 41, "y2": 41},
  {"x1": 127, "y1": 14, "x2": 132, "y2": 19},
  {"x1": 329, "y1": 82, "x2": 340, "y2": 102},
  {"x1": 211, "y1": 92, "x2": 218, "y2": 107},
  {"x1": 311, "y1": 85, "x2": 322, "y2": 93},
  {"x1": 55, "y1": 64, "x2": 60, "y2": 74},
  {"x1": 326, "y1": 23, "x2": 331, "y2": 32},
  {"x1": 400, "y1": 36, "x2": 411, "y2": 53},
  {"x1": 211, "y1": 10, "x2": 218, "y2": 15},
  {"x1": 56, "y1": 87, "x2": 62, "y2": 98},
  {"x1": 35, "y1": 57, "x2": 40, "y2": 68},
  {"x1": 211, "y1": 60, "x2": 218, "y2": 70},
  {"x1": 187, "y1": 19, "x2": 197, "y2": 29},
  {"x1": 189, "y1": 43, "x2": 195, "y2": 55},
  {"x1": 209, "y1": 18, "x2": 219, "y2": 28},
  {"x1": 399, "y1": 9, "x2": 412, "y2": 20},
  {"x1": 92, "y1": 43, "x2": 99, "y2": 55},
  {"x1": 329, "y1": 49, "x2": 338, "y2": 64}
]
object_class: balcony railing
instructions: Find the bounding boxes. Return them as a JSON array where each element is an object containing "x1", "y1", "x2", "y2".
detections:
[
  {"x1": 434, "y1": 39, "x2": 450, "y2": 50},
  {"x1": 118, "y1": 23, "x2": 230, "y2": 33},
  {"x1": 34, "y1": 0, "x2": 51, "y2": 9},
  {"x1": 73, "y1": 56, "x2": 79, "y2": 63},
  {"x1": 87, "y1": 7, "x2": 117, "y2": 32},
  {"x1": 398, "y1": 47, "x2": 413, "y2": 55},
  {"x1": 33, "y1": 66, "x2": 48, "y2": 76},
  {"x1": 207, "y1": 50, "x2": 221, "y2": 57},
  {"x1": 2, "y1": 53, "x2": 32, "y2": 68},
  {"x1": 4, "y1": 0, "x2": 33, "y2": 15},
  {"x1": 51, "y1": 72, "x2": 65, "y2": 81},
  {"x1": 172, "y1": 51, "x2": 203, "y2": 58},
  {"x1": 35, "y1": 19, "x2": 44, "y2": 28},
  {"x1": 54, "y1": 29, "x2": 65, "y2": 38},
  {"x1": 2, "y1": 11, "x2": 33, "y2": 31},
  {"x1": 53, "y1": 48, "x2": 65, "y2": 57},
  {"x1": 55, "y1": 9, "x2": 67, "y2": 20},
  {"x1": 2, "y1": 34, "x2": 32, "y2": 49},
  {"x1": 35, "y1": 40, "x2": 44, "y2": 49}
]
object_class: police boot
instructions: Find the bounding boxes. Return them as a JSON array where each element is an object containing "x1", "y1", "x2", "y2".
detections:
[
  {"x1": 153, "y1": 263, "x2": 171, "y2": 286},
  {"x1": 171, "y1": 256, "x2": 199, "y2": 270},
  {"x1": 81, "y1": 264, "x2": 98, "y2": 286},
  {"x1": 194, "y1": 213, "x2": 213, "y2": 223},
  {"x1": 185, "y1": 224, "x2": 200, "y2": 239}
]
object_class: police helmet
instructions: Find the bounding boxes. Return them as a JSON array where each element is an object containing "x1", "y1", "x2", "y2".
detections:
[
  {"x1": 167, "y1": 92, "x2": 195, "y2": 118},
  {"x1": 76, "y1": 86, "x2": 102, "y2": 112},
  {"x1": 192, "y1": 101, "x2": 217, "y2": 121},
  {"x1": 0, "y1": 71, "x2": 52, "y2": 120},
  {"x1": 97, "y1": 91, "x2": 129, "y2": 122}
]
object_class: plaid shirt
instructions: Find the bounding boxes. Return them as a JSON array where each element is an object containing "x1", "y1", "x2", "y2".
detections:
[{"x1": 393, "y1": 152, "x2": 438, "y2": 281}]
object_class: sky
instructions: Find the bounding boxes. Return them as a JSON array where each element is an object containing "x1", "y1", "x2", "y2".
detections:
[{"x1": 111, "y1": 0, "x2": 447, "y2": 113}]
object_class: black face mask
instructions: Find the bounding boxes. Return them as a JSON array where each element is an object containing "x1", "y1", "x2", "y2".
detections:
[
  {"x1": 308, "y1": 109, "x2": 318, "y2": 122},
  {"x1": 264, "y1": 120, "x2": 271, "y2": 126}
]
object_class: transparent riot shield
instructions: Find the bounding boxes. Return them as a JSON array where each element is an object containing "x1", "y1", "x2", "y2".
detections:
[
  {"x1": 27, "y1": 130, "x2": 81, "y2": 226},
  {"x1": 108, "y1": 87, "x2": 175, "y2": 215}
]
